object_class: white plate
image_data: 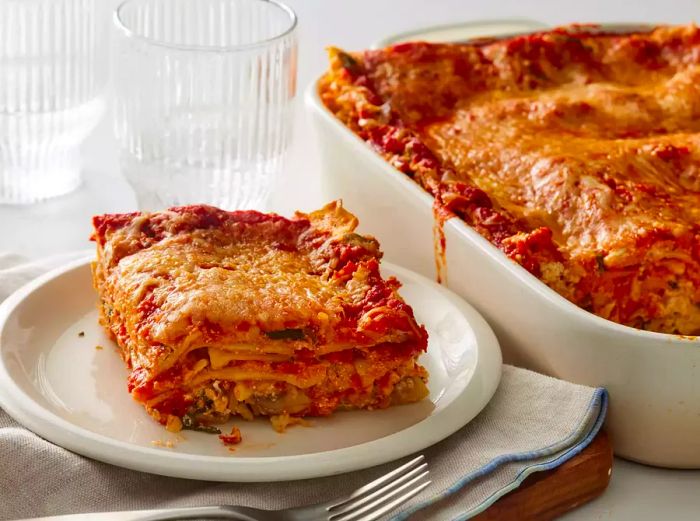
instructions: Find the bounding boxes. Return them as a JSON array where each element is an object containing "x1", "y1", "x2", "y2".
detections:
[{"x1": 0, "y1": 257, "x2": 501, "y2": 481}]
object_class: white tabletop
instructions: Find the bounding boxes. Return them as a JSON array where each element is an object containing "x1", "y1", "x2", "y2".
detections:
[{"x1": 2, "y1": 0, "x2": 700, "y2": 519}]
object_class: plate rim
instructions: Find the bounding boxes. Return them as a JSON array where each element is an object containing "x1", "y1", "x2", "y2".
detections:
[{"x1": 0, "y1": 256, "x2": 502, "y2": 482}]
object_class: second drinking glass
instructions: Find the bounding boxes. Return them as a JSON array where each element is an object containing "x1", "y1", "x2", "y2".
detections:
[{"x1": 113, "y1": 0, "x2": 297, "y2": 210}]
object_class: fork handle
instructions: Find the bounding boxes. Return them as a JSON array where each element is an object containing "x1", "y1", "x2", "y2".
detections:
[{"x1": 16, "y1": 506, "x2": 263, "y2": 521}]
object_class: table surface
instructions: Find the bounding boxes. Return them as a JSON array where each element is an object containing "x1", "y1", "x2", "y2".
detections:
[{"x1": 2, "y1": 0, "x2": 700, "y2": 519}]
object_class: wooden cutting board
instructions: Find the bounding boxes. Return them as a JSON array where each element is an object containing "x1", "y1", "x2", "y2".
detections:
[{"x1": 476, "y1": 430, "x2": 613, "y2": 520}]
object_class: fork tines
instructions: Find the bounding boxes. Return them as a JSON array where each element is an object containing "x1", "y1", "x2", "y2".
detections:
[{"x1": 327, "y1": 455, "x2": 431, "y2": 521}]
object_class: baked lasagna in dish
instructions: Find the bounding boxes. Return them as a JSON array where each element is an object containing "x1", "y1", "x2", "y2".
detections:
[
  {"x1": 320, "y1": 24, "x2": 700, "y2": 335},
  {"x1": 91, "y1": 202, "x2": 428, "y2": 441}
]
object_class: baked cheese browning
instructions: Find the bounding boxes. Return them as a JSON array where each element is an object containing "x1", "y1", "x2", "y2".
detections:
[
  {"x1": 91, "y1": 202, "x2": 429, "y2": 437},
  {"x1": 321, "y1": 25, "x2": 700, "y2": 335}
]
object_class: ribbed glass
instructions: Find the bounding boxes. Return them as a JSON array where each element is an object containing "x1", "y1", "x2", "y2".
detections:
[
  {"x1": 113, "y1": 0, "x2": 298, "y2": 211},
  {"x1": 0, "y1": 0, "x2": 108, "y2": 204}
]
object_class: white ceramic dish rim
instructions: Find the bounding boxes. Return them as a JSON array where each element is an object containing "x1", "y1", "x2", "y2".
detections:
[
  {"x1": 0, "y1": 256, "x2": 502, "y2": 482},
  {"x1": 306, "y1": 70, "x2": 700, "y2": 348},
  {"x1": 373, "y1": 21, "x2": 657, "y2": 49},
  {"x1": 372, "y1": 18, "x2": 549, "y2": 48}
]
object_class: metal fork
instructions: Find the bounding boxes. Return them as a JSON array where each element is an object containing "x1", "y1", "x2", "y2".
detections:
[{"x1": 19, "y1": 455, "x2": 430, "y2": 521}]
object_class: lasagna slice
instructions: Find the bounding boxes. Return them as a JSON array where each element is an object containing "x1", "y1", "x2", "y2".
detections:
[{"x1": 91, "y1": 202, "x2": 429, "y2": 439}]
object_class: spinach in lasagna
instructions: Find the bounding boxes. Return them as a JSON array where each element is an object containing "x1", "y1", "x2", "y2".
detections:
[
  {"x1": 91, "y1": 202, "x2": 429, "y2": 442},
  {"x1": 320, "y1": 24, "x2": 700, "y2": 335}
]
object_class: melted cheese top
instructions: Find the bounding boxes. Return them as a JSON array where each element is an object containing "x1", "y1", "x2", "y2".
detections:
[
  {"x1": 361, "y1": 25, "x2": 700, "y2": 264},
  {"x1": 93, "y1": 202, "x2": 428, "y2": 376},
  {"x1": 114, "y1": 234, "x2": 344, "y2": 344}
]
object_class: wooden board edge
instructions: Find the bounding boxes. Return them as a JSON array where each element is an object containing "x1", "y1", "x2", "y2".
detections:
[{"x1": 473, "y1": 430, "x2": 613, "y2": 520}]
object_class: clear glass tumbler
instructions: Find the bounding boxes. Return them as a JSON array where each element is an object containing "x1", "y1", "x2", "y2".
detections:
[
  {"x1": 113, "y1": 0, "x2": 298, "y2": 211},
  {"x1": 0, "y1": 0, "x2": 108, "y2": 204}
]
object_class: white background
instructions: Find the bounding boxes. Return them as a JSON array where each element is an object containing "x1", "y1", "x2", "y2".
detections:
[{"x1": 2, "y1": 0, "x2": 700, "y2": 518}]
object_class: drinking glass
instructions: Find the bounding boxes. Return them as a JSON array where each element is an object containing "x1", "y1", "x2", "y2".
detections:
[
  {"x1": 0, "y1": 0, "x2": 108, "y2": 204},
  {"x1": 113, "y1": 0, "x2": 298, "y2": 211}
]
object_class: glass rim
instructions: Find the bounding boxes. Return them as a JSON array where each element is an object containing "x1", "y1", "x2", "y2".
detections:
[{"x1": 114, "y1": 0, "x2": 297, "y2": 53}]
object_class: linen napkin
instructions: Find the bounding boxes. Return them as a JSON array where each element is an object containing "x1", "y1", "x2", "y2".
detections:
[{"x1": 0, "y1": 253, "x2": 608, "y2": 521}]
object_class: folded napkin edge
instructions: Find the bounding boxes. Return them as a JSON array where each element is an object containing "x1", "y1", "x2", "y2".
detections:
[
  {"x1": 391, "y1": 388, "x2": 608, "y2": 521},
  {"x1": 456, "y1": 389, "x2": 608, "y2": 521}
]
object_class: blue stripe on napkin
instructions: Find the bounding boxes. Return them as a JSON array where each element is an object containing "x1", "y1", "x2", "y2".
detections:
[{"x1": 393, "y1": 388, "x2": 608, "y2": 521}]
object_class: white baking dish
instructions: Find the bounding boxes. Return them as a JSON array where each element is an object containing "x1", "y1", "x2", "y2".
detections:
[{"x1": 305, "y1": 23, "x2": 700, "y2": 468}]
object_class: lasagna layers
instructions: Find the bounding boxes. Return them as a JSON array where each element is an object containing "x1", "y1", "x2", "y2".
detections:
[
  {"x1": 321, "y1": 25, "x2": 700, "y2": 334},
  {"x1": 91, "y1": 202, "x2": 428, "y2": 436}
]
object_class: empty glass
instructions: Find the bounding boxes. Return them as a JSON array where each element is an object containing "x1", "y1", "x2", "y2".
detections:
[
  {"x1": 112, "y1": 0, "x2": 298, "y2": 211},
  {"x1": 0, "y1": 0, "x2": 109, "y2": 204}
]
